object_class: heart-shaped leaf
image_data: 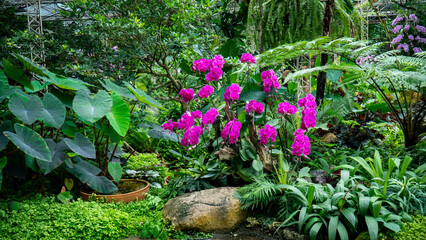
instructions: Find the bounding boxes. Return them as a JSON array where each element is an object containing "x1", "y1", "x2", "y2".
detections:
[
  {"x1": 40, "y1": 71, "x2": 89, "y2": 91},
  {"x1": 40, "y1": 93, "x2": 66, "y2": 129},
  {"x1": 108, "y1": 161, "x2": 122, "y2": 183},
  {"x1": 2, "y1": 59, "x2": 33, "y2": 90},
  {"x1": 64, "y1": 132, "x2": 96, "y2": 159},
  {"x1": 4, "y1": 124, "x2": 51, "y2": 162},
  {"x1": 106, "y1": 93, "x2": 130, "y2": 137},
  {"x1": 0, "y1": 121, "x2": 13, "y2": 151},
  {"x1": 25, "y1": 154, "x2": 40, "y2": 172},
  {"x1": 124, "y1": 82, "x2": 163, "y2": 109},
  {"x1": 65, "y1": 157, "x2": 118, "y2": 194},
  {"x1": 36, "y1": 139, "x2": 69, "y2": 175},
  {"x1": 65, "y1": 178, "x2": 74, "y2": 190},
  {"x1": 13, "y1": 53, "x2": 47, "y2": 77},
  {"x1": 100, "y1": 79, "x2": 136, "y2": 100},
  {"x1": 73, "y1": 89, "x2": 112, "y2": 123},
  {"x1": 8, "y1": 94, "x2": 43, "y2": 125},
  {"x1": 24, "y1": 81, "x2": 50, "y2": 93}
]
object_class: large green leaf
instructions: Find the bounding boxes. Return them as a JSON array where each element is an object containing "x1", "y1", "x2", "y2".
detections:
[
  {"x1": 328, "y1": 216, "x2": 339, "y2": 240},
  {"x1": 108, "y1": 161, "x2": 122, "y2": 183},
  {"x1": 40, "y1": 93, "x2": 66, "y2": 129},
  {"x1": 398, "y1": 156, "x2": 412, "y2": 179},
  {"x1": 365, "y1": 216, "x2": 378, "y2": 240},
  {"x1": 73, "y1": 89, "x2": 112, "y2": 123},
  {"x1": 13, "y1": 54, "x2": 47, "y2": 76},
  {"x1": 36, "y1": 139, "x2": 69, "y2": 175},
  {"x1": 41, "y1": 71, "x2": 89, "y2": 91},
  {"x1": 100, "y1": 79, "x2": 136, "y2": 100},
  {"x1": 298, "y1": 206, "x2": 307, "y2": 233},
  {"x1": 2, "y1": 59, "x2": 33, "y2": 90},
  {"x1": 25, "y1": 154, "x2": 40, "y2": 172},
  {"x1": 309, "y1": 222, "x2": 323, "y2": 240},
  {"x1": 140, "y1": 122, "x2": 179, "y2": 142},
  {"x1": 8, "y1": 94, "x2": 43, "y2": 125},
  {"x1": 4, "y1": 124, "x2": 51, "y2": 162},
  {"x1": 351, "y1": 156, "x2": 375, "y2": 178},
  {"x1": 340, "y1": 208, "x2": 357, "y2": 229},
  {"x1": 337, "y1": 221, "x2": 349, "y2": 240},
  {"x1": 64, "y1": 132, "x2": 96, "y2": 159},
  {"x1": 373, "y1": 151, "x2": 383, "y2": 178},
  {"x1": 359, "y1": 196, "x2": 370, "y2": 216},
  {"x1": 239, "y1": 80, "x2": 268, "y2": 101},
  {"x1": 124, "y1": 82, "x2": 163, "y2": 109},
  {"x1": 383, "y1": 222, "x2": 401, "y2": 233},
  {"x1": 106, "y1": 93, "x2": 130, "y2": 137},
  {"x1": 24, "y1": 81, "x2": 50, "y2": 93},
  {"x1": 65, "y1": 157, "x2": 118, "y2": 194},
  {"x1": 0, "y1": 121, "x2": 13, "y2": 150}
]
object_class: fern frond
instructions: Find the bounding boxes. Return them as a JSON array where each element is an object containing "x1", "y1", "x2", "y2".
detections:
[{"x1": 234, "y1": 177, "x2": 283, "y2": 210}]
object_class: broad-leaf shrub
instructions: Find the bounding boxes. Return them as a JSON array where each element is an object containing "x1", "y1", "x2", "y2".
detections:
[{"x1": 0, "y1": 54, "x2": 160, "y2": 193}]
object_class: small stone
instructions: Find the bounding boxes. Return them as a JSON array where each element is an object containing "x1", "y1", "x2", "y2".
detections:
[{"x1": 320, "y1": 133, "x2": 338, "y2": 144}]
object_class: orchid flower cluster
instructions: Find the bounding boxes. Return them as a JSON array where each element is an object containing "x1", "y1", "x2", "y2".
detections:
[
  {"x1": 162, "y1": 53, "x2": 316, "y2": 159},
  {"x1": 390, "y1": 14, "x2": 425, "y2": 53},
  {"x1": 291, "y1": 94, "x2": 317, "y2": 157},
  {"x1": 192, "y1": 55, "x2": 226, "y2": 82}
]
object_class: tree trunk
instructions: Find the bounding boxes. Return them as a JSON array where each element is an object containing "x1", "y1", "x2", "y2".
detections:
[{"x1": 315, "y1": 0, "x2": 335, "y2": 105}]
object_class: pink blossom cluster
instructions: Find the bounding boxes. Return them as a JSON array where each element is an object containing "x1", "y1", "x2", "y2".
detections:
[
  {"x1": 191, "y1": 110, "x2": 202, "y2": 119},
  {"x1": 277, "y1": 102, "x2": 297, "y2": 116},
  {"x1": 176, "y1": 112, "x2": 195, "y2": 130},
  {"x1": 181, "y1": 126, "x2": 204, "y2": 146},
  {"x1": 162, "y1": 110, "x2": 210, "y2": 146},
  {"x1": 261, "y1": 69, "x2": 280, "y2": 93},
  {"x1": 198, "y1": 85, "x2": 214, "y2": 99},
  {"x1": 297, "y1": 94, "x2": 317, "y2": 130},
  {"x1": 355, "y1": 55, "x2": 376, "y2": 65},
  {"x1": 292, "y1": 129, "x2": 311, "y2": 157},
  {"x1": 245, "y1": 100, "x2": 264, "y2": 114},
  {"x1": 179, "y1": 88, "x2": 194, "y2": 103},
  {"x1": 162, "y1": 119, "x2": 176, "y2": 132},
  {"x1": 390, "y1": 15, "x2": 425, "y2": 53},
  {"x1": 259, "y1": 124, "x2": 277, "y2": 145},
  {"x1": 240, "y1": 53, "x2": 256, "y2": 64},
  {"x1": 202, "y1": 108, "x2": 219, "y2": 125},
  {"x1": 221, "y1": 119, "x2": 242, "y2": 144},
  {"x1": 224, "y1": 83, "x2": 241, "y2": 103},
  {"x1": 192, "y1": 55, "x2": 225, "y2": 82}
]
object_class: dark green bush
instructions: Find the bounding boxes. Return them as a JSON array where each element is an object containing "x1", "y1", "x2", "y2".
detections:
[{"x1": 0, "y1": 194, "x2": 180, "y2": 240}]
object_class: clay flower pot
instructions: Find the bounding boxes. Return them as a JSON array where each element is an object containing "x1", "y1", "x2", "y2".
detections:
[{"x1": 80, "y1": 179, "x2": 150, "y2": 203}]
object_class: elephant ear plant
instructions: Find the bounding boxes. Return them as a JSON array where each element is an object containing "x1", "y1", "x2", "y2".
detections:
[{"x1": 0, "y1": 54, "x2": 162, "y2": 194}]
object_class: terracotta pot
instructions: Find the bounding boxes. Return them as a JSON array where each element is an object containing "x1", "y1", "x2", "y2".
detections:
[{"x1": 80, "y1": 179, "x2": 150, "y2": 203}]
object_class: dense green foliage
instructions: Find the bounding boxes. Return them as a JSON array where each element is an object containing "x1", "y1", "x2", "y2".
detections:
[
  {"x1": 392, "y1": 214, "x2": 426, "y2": 240},
  {"x1": 0, "y1": 194, "x2": 182, "y2": 240},
  {"x1": 123, "y1": 153, "x2": 160, "y2": 170}
]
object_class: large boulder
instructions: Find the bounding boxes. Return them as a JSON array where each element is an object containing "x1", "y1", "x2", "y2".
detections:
[{"x1": 163, "y1": 187, "x2": 246, "y2": 232}]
